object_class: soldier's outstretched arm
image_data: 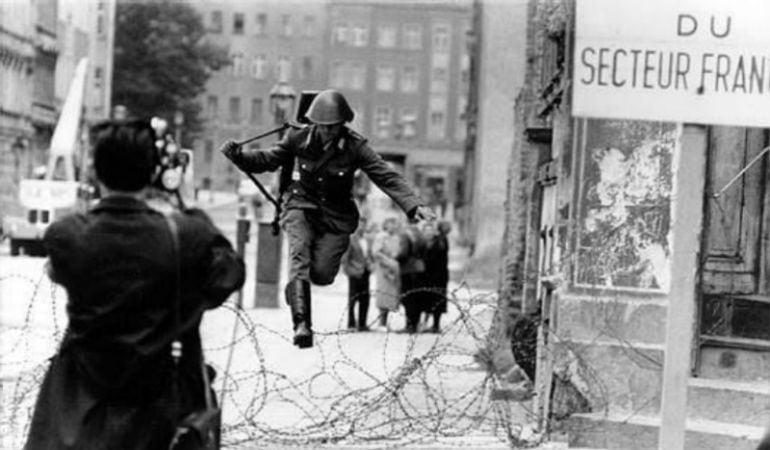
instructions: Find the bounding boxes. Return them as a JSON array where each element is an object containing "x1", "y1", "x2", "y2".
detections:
[
  {"x1": 356, "y1": 143, "x2": 435, "y2": 222},
  {"x1": 220, "y1": 134, "x2": 294, "y2": 173}
]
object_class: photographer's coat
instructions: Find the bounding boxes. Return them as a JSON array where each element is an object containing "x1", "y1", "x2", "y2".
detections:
[{"x1": 24, "y1": 197, "x2": 245, "y2": 450}]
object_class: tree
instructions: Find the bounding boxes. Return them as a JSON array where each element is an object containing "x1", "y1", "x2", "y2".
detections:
[{"x1": 112, "y1": 0, "x2": 229, "y2": 145}]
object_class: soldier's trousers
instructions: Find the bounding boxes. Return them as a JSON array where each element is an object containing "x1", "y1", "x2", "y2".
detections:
[{"x1": 281, "y1": 208, "x2": 351, "y2": 286}]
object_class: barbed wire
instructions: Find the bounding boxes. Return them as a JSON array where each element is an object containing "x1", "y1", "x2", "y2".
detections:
[
  {"x1": 0, "y1": 248, "x2": 681, "y2": 450},
  {"x1": 0, "y1": 264, "x2": 545, "y2": 450}
]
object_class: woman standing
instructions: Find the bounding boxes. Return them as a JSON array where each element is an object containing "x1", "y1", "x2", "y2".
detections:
[{"x1": 371, "y1": 217, "x2": 402, "y2": 330}]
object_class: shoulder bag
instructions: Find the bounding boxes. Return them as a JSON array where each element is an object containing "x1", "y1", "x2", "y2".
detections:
[{"x1": 165, "y1": 214, "x2": 222, "y2": 450}]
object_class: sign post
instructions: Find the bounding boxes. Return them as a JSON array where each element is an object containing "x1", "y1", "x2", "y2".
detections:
[{"x1": 573, "y1": 1, "x2": 770, "y2": 448}]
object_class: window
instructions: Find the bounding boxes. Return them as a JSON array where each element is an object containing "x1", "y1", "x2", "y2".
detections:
[
  {"x1": 210, "y1": 11, "x2": 222, "y2": 33},
  {"x1": 432, "y1": 23, "x2": 450, "y2": 53},
  {"x1": 301, "y1": 56, "x2": 313, "y2": 80},
  {"x1": 377, "y1": 24, "x2": 397, "y2": 48},
  {"x1": 281, "y1": 14, "x2": 292, "y2": 37},
  {"x1": 350, "y1": 62, "x2": 366, "y2": 90},
  {"x1": 94, "y1": 67, "x2": 103, "y2": 89},
  {"x1": 302, "y1": 16, "x2": 315, "y2": 38},
  {"x1": 276, "y1": 56, "x2": 291, "y2": 82},
  {"x1": 251, "y1": 98, "x2": 263, "y2": 124},
  {"x1": 351, "y1": 24, "x2": 368, "y2": 47},
  {"x1": 252, "y1": 55, "x2": 266, "y2": 79},
  {"x1": 460, "y1": 53, "x2": 470, "y2": 84},
  {"x1": 376, "y1": 65, "x2": 395, "y2": 91},
  {"x1": 428, "y1": 111, "x2": 445, "y2": 140},
  {"x1": 399, "y1": 107, "x2": 418, "y2": 139},
  {"x1": 206, "y1": 95, "x2": 218, "y2": 119},
  {"x1": 428, "y1": 94, "x2": 446, "y2": 140},
  {"x1": 330, "y1": 61, "x2": 345, "y2": 88},
  {"x1": 229, "y1": 97, "x2": 241, "y2": 123},
  {"x1": 232, "y1": 53, "x2": 246, "y2": 76},
  {"x1": 403, "y1": 24, "x2": 422, "y2": 50},
  {"x1": 96, "y1": 13, "x2": 104, "y2": 35},
  {"x1": 401, "y1": 65, "x2": 419, "y2": 92},
  {"x1": 233, "y1": 13, "x2": 245, "y2": 34},
  {"x1": 332, "y1": 22, "x2": 348, "y2": 45},
  {"x1": 431, "y1": 67, "x2": 448, "y2": 92},
  {"x1": 374, "y1": 106, "x2": 392, "y2": 139},
  {"x1": 255, "y1": 13, "x2": 267, "y2": 36},
  {"x1": 204, "y1": 140, "x2": 214, "y2": 163}
]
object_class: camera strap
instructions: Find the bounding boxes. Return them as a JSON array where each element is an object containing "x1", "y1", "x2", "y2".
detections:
[{"x1": 163, "y1": 214, "x2": 215, "y2": 412}]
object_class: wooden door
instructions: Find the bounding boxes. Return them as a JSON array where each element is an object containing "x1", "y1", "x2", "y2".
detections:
[
  {"x1": 700, "y1": 126, "x2": 770, "y2": 348},
  {"x1": 534, "y1": 160, "x2": 558, "y2": 432}
]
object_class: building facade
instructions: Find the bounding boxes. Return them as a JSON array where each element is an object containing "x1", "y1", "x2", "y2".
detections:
[
  {"x1": 502, "y1": 1, "x2": 769, "y2": 448},
  {"x1": 0, "y1": 0, "x2": 115, "y2": 223},
  {"x1": 325, "y1": 0, "x2": 472, "y2": 224},
  {"x1": 0, "y1": 1, "x2": 37, "y2": 218},
  {"x1": 56, "y1": 0, "x2": 116, "y2": 124},
  {"x1": 0, "y1": 0, "x2": 60, "y2": 219},
  {"x1": 188, "y1": 0, "x2": 328, "y2": 193},
  {"x1": 461, "y1": 0, "x2": 527, "y2": 285}
]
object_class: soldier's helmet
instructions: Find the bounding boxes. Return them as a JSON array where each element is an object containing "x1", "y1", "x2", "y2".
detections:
[{"x1": 305, "y1": 89, "x2": 355, "y2": 125}]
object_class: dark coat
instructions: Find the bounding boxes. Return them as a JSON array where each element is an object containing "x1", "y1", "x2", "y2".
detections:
[
  {"x1": 238, "y1": 125, "x2": 422, "y2": 234},
  {"x1": 397, "y1": 225, "x2": 426, "y2": 276},
  {"x1": 25, "y1": 196, "x2": 245, "y2": 450},
  {"x1": 423, "y1": 234, "x2": 450, "y2": 314},
  {"x1": 423, "y1": 234, "x2": 449, "y2": 288}
]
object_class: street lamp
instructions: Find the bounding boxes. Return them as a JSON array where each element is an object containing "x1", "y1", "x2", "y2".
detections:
[
  {"x1": 173, "y1": 110, "x2": 184, "y2": 146},
  {"x1": 254, "y1": 81, "x2": 296, "y2": 308},
  {"x1": 269, "y1": 81, "x2": 297, "y2": 128}
]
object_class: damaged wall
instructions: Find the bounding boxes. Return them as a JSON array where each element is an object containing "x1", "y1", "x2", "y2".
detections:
[{"x1": 498, "y1": 0, "x2": 680, "y2": 432}]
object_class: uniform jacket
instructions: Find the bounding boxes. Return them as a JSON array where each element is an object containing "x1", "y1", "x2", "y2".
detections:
[
  {"x1": 25, "y1": 195, "x2": 245, "y2": 450},
  {"x1": 237, "y1": 125, "x2": 422, "y2": 234}
]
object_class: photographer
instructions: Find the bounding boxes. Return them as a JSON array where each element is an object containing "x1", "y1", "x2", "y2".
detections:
[
  {"x1": 221, "y1": 89, "x2": 434, "y2": 348},
  {"x1": 25, "y1": 120, "x2": 245, "y2": 449}
]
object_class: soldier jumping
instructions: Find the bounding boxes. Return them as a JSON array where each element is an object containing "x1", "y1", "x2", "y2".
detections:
[{"x1": 221, "y1": 89, "x2": 434, "y2": 348}]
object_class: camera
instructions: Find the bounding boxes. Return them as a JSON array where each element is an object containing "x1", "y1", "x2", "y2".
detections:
[{"x1": 150, "y1": 117, "x2": 191, "y2": 193}]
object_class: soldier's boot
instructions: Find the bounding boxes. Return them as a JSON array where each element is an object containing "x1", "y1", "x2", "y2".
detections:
[{"x1": 286, "y1": 279, "x2": 313, "y2": 348}]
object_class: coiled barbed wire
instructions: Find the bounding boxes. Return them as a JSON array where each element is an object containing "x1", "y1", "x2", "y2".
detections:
[{"x1": 0, "y1": 264, "x2": 542, "y2": 449}]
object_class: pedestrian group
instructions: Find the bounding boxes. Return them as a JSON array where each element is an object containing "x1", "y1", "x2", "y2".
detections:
[{"x1": 342, "y1": 214, "x2": 452, "y2": 335}]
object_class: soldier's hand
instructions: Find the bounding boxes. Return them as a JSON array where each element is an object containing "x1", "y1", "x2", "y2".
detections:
[
  {"x1": 220, "y1": 140, "x2": 243, "y2": 163},
  {"x1": 410, "y1": 205, "x2": 436, "y2": 223}
]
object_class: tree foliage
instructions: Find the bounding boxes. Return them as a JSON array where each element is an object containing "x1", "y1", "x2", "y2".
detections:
[{"x1": 112, "y1": 0, "x2": 229, "y2": 144}]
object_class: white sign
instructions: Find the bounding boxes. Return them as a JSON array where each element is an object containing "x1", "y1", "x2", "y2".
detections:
[
  {"x1": 19, "y1": 180, "x2": 79, "y2": 209},
  {"x1": 573, "y1": 0, "x2": 770, "y2": 127}
]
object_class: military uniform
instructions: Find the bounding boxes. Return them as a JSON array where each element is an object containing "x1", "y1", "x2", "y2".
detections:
[
  {"x1": 234, "y1": 125, "x2": 422, "y2": 285},
  {"x1": 224, "y1": 88, "x2": 428, "y2": 349}
]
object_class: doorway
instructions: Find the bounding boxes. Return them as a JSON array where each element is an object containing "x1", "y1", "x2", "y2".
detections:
[{"x1": 698, "y1": 126, "x2": 770, "y2": 358}]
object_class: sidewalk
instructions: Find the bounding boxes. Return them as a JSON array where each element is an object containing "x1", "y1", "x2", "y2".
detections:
[
  {"x1": 0, "y1": 253, "x2": 588, "y2": 450},
  {"x1": 194, "y1": 189, "x2": 240, "y2": 209}
]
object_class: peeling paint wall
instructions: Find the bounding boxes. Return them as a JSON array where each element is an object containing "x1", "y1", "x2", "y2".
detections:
[{"x1": 574, "y1": 120, "x2": 676, "y2": 292}]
